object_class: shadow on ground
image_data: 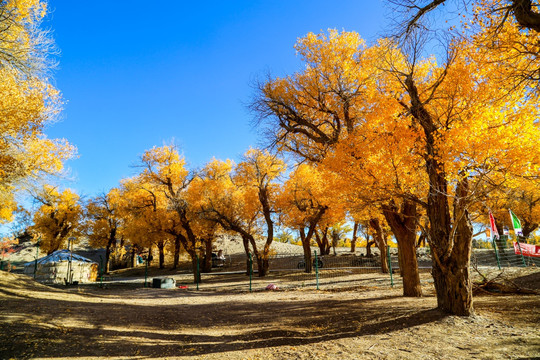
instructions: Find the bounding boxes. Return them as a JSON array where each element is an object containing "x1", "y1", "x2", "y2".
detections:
[{"x1": 0, "y1": 285, "x2": 444, "y2": 358}]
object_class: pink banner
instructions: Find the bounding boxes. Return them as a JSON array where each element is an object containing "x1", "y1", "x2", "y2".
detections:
[
  {"x1": 489, "y1": 212, "x2": 499, "y2": 238},
  {"x1": 513, "y1": 242, "x2": 540, "y2": 258}
]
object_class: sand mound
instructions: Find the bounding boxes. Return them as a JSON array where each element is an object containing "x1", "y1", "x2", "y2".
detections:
[
  {"x1": 212, "y1": 235, "x2": 362, "y2": 257},
  {"x1": 213, "y1": 236, "x2": 306, "y2": 256},
  {"x1": 0, "y1": 271, "x2": 59, "y2": 293}
]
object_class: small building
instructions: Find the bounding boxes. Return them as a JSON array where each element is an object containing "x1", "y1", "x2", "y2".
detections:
[{"x1": 24, "y1": 250, "x2": 98, "y2": 284}]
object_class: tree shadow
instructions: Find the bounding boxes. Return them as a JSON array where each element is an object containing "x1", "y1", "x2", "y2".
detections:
[
  {"x1": 511, "y1": 271, "x2": 540, "y2": 291},
  {"x1": 0, "y1": 288, "x2": 446, "y2": 359}
]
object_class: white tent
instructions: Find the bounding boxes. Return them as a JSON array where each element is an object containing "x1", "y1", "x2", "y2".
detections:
[{"x1": 24, "y1": 250, "x2": 98, "y2": 284}]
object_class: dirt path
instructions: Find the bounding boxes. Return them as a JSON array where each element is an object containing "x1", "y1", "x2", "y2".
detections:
[{"x1": 1, "y1": 271, "x2": 539, "y2": 359}]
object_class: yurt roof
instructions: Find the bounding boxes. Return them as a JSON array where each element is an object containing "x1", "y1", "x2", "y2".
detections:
[{"x1": 24, "y1": 250, "x2": 97, "y2": 266}]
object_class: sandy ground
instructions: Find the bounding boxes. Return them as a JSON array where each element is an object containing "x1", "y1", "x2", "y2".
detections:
[{"x1": 1, "y1": 269, "x2": 539, "y2": 360}]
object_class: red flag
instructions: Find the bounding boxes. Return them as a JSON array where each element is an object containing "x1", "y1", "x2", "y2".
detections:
[{"x1": 489, "y1": 212, "x2": 499, "y2": 239}]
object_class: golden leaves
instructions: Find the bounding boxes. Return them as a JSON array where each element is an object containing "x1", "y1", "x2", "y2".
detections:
[
  {"x1": 0, "y1": 1, "x2": 73, "y2": 221},
  {"x1": 257, "y1": 25, "x2": 540, "y2": 229},
  {"x1": 30, "y1": 185, "x2": 83, "y2": 253},
  {"x1": 141, "y1": 145, "x2": 189, "y2": 185}
]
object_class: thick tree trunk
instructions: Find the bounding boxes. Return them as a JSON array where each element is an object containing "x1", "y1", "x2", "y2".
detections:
[
  {"x1": 130, "y1": 247, "x2": 136, "y2": 268},
  {"x1": 255, "y1": 254, "x2": 266, "y2": 277},
  {"x1": 147, "y1": 244, "x2": 153, "y2": 267},
  {"x1": 190, "y1": 251, "x2": 201, "y2": 284},
  {"x1": 157, "y1": 241, "x2": 165, "y2": 269},
  {"x1": 242, "y1": 236, "x2": 251, "y2": 275},
  {"x1": 369, "y1": 218, "x2": 389, "y2": 273},
  {"x1": 300, "y1": 208, "x2": 326, "y2": 273},
  {"x1": 173, "y1": 235, "x2": 181, "y2": 269},
  {"x1": 261, "y1": 257, "x2": 270, "y2": 276},
  {"x1": 299, "y1": 228, "x2": 312, "y2": 273},
  {"x1": 405, "y1": 74, "x2": 474, "y2": 315},
  {"x1": 522, "y1": 221, "x2": 539, "y2": 239},
  {"x1": 315, "y1": 227, "x2": 331, "y2": 255},
  {"x1": 202, "y1": 238, "x2": 213, "y2": 273},
  {"x1": 314, "y1": 231, "x2": 322, "y2": 255},
  {"x1": 351, "y1": 222, "x2": 359, "y2": 252},
  {"x1": 431, "y1": 177, "x2": 474, "y2": 315},
  {"x1": 245, "y1": 234, "x2": 266, "y2": 277},
  {"x1": 259, "y1": 186, "x2": 274, "y2": 277},
  {"x1": 322, "y1": 229, "x2": 330, "y2": 255},
  {"x1": 259, "y1": 244, "x2": 270, "y2": 277},
  {"x1": 253, "y1": 252, "x2": 265, "y2": 276},
  {"x1": 174, "y1": 205, "x2": 204, "y2": 281},
  {"x1": 105, "y1": 243, "x2": 112, "y2": 273},
  {"x1": 366, "y1": 239, "x2": 374, "y2": 257},
  {"x1": 511, "y1": 0, "x2": 540, "y2": 32},
  {"x1": 417, "y1": 232, "x2": 427, "y2": 247},
  {"x1": 105, "y1": 228, "x2": 117, "y2": 273},
  {"x1": 382, "y1": 201, "x2": 422, "y2": 297},
  {"x1": 331, "y1": 231, "x2": 339, "y2": 255}
]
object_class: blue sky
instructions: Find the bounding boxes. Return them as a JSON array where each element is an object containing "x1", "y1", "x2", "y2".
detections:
[{"x1": 45, "y1": 1, "x2": 387, "y2": 197}]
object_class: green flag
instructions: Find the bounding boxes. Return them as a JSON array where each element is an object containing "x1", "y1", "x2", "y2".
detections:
[{"x1": 509, "y1": 209, "x2": 523, "y2": 237}]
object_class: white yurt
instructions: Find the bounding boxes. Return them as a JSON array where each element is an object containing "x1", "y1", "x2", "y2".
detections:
[{"x1": 24, "y1": 250, "x2": 98, "y2": 284}]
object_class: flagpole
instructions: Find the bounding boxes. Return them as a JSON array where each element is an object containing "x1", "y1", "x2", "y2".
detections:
[
  {"x1": 491, "y1": 236, "x2": 501, "y2": 270},
  {"x1": 509, "y1": 209, "x2": 527, "y2": 267},
  {"x1": 489, "y1": 212, "x2": 501, "y2": 270},
  {"x1": 515, "y1": 240, "x2": 527, "y2": 267}
]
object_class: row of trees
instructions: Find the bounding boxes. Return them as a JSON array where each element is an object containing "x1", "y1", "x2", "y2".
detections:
[
  {"x1": 27, "y1": 147, "x2": 345, "y2": 277},
  {"x1": 4, "y1": 0, "x2": 539, "y2": 318},
  {"x1": 250, "y1": 0, "x2": 540, "y2": 316},
  {"x1": 27, "y1": 128, "x2": 539, "y2": 295}
]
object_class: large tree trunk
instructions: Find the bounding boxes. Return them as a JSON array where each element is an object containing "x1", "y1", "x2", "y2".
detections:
[
  {"x1": 157, "y1": 240, "x2": 165, "y2": 269},
  {"x1": 431, "y1": 177, "x2": 474, "y2": 315},
  {"x1": 366, "y1": 239, "x2": 375, "y2": 257},
  {"x1": 104, "y1": 229, "x2": 116, "y2": 273},
  {"x1": 202, "y1": 238, "x2": 213, "y2": 273},
  {"x1": 147, "y1": 244, "x2": 153, "y2": 267},
  {"x1": 369, "y1": 218, "x2": 389, "y2": 273},
  {"x1": 242, "y1": 236, "x2": 251, "y2": 275},
  {"x1": 169, "y1": 220, "x2": 199, "y2": 283},
  {"x1": 190, "y1": 253, "x2": 201, "y2": 284},
  {"x1": 254, "y1": 254, "x2": 265, "y2": 277},
  {"x1": 300, "y1": 208, "x2": 326, "y2": 273},
  {"x1": 173, "y1": 235, "x2": 181, "y2": 269},
  {"x1": 249, "y1": 243, "x2": 265, "y2": 277},
  {"x1": 331, "y1": 230, "x2": 339, "y2": 255},
  {"x1": 351, "y1": 222, "x2": 359, "y2": 253},
  {"x1": 130, "y1": 247, "x2": 136, "y2": 268},
  {"x1": 245, "y1": 234, "x2": 266, "y2": 277},
  {"x1": 417, "y1": 231, "x2": 427, "y2": 247},
  {"x1": 189, "y1": 250, "x2": 201, "y2": 284},
  {"x1": 511, "y1": 0, "x2": 540, "y2": 32},
  {"x1": 405, "y1": 74, "x2": 473, "y2": 315},
  {"x1": 259, "y1": 185, "x2": 275, "y2": 277},
  {"x1": 105, "y1": 243, "x2": 112, "y2": 273},
  {"x1": 315, "y1": 227, "x2": 331, "y2": 255},
  {"x1": 177, "y1": 211, "x2": 202, "y2": 283},
  {"x1": 522, "y1": 221, "x2": 539, "y2": 239},
  {"x1": 382, "y1": 201, "x2": 422, "y2": 297},
  {"x1": 299, "y1": 228, "x2": 312, "y2": 273}
]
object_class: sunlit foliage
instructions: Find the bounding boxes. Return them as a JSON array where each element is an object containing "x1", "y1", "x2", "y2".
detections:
[{"x1": 29, "y1": 185, "x2": 83, "y2": 254}]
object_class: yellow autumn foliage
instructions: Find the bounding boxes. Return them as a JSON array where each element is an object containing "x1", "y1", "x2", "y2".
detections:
[
  {"x1": 0, "y1": 0, "x2": 75, "y2": 222},
  {"x1": 30, "y1": 185, "x2": 83, "y2": 254}
]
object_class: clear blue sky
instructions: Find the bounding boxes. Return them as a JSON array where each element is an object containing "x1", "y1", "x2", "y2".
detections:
[{"x1": 45, "y1": 1, "x2": 387, "y2": 197}]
